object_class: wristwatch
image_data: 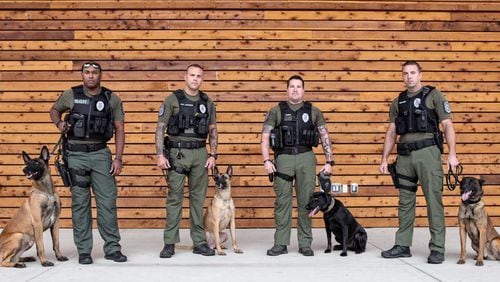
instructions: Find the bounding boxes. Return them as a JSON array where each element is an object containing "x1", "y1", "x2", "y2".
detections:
[{"x1": 326, "y1": 160, "x2": 335, "y2": 166}]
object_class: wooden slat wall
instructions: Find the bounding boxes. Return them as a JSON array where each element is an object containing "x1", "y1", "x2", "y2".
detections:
[{"x1": 0, "y1": 0, "x2": 499, "y2": 229}]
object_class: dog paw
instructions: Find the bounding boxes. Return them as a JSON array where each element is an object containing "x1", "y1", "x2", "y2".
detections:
[
  {"x1": 475, "y1": 261, "x2": 484, "y2": 266},
  {"x1": 14, "y1": 263, "x2": 26, "y2": 268},
  {"x1": 457, "y1": 259, "x2": 465, "y2": 264},
  {"x1": 324, "y1": 249, "x2": 331, "y2": 253},
  {"x1": 340, "y1": 252, "x2": 347, "y2": 257},
  {"x1": 217, "y1": 251, "x2": 227, "y2": 256},
  {"x1": 41, "y1": 261, "x2": 54, "y2": 267},
  {"x1": 57, "y1": 255, "x2": 69, "y2": 261},
  {"x1": 234, "y1": 248, "x2": 243, "y2": 254}
]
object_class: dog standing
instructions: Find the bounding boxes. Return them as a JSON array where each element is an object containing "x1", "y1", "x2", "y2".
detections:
[
  {"x1": 457, "y1": 177, "x2": 500, "y2": 266},
  {"x1": 0, "y1": 146, "x2": 67, "y2": 267},
  {"x1": 203, "y1": 165, "x2": 243, "y2": 255},
  {"x1": 306, "y1": 191, "x2": 367, "y2": 256}
]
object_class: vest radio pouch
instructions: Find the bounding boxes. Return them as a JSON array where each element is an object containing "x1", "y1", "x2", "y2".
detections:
[{"x1": 281, "y1": 125, "x2": 294, "y2": 146}]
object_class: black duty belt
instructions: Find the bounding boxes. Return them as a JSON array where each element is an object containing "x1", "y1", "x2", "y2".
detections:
[
  {"x1": 397, "y1": 139, "x2": 436, "y2": 155},
  {"x1": 168, "y1": 140, "x2": 206, "y2": 149},
  {"x1": 277, "y1": 146, "x2": 312, "y2": 155},
  {"x1": 67, "y1": 142, "x2": 107, "y2": 152}
]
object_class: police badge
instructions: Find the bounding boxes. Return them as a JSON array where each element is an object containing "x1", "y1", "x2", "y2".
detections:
[
  {"x1": 96, "y1": 101, "x2": 105, "y2": 111},
  {"x1": 302, "y1": 113, "x2": 310, "y2": 123},
  {"x1": 199, "y1": 104, "x2": 207, "y2": 114},
  {"x1": 413, "y1": 98, "x2": 421, "y2": 108}
]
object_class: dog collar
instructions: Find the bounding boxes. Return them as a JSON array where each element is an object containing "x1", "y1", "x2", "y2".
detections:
[
  {"x1": 462, "y1": 198, "x2": 481, "y2": 205},
  {"x1": 323, "y1": 197, "x2": 336, "y2": 213}
]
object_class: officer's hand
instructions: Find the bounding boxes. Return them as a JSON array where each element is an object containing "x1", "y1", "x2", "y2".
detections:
[
  {"x1": 264, "y1": 160, "x2": 276, "y2": 174},
  {"x1": 157, "y1": 154, "x2": 170, "y2": 170},
  {"x1": 447, "y1": 155, "x2": 460, "y2": 171},
  {"x1": 205, "y1": 156, "x2": 216, "y2": 169},
  {"x1": 379, "y1": 161, "x2": 389, "y2": 174},
  {"x1": 58, "y1": 121, "x2": 71, "y2": 133},
  {"x1": 321, "y1": 163, "x2": 332, "y2": 175},
  {"x1": 110, "y1": 159, "x2": 122, "y2": 176}
]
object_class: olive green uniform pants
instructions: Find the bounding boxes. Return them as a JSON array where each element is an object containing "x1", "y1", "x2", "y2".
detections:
[
  {"x1": 68, "y1": 147, "x2": 122, "y2": 255},
  {"x1": 273, "y1": 151, "x2": 316, "y2": 248},
  {"x1": 395, "y1": 145, "x2": 445, "y2": 253},
  {"x1": 163, "y1": 147, "x2": 208, "y2": 246}
]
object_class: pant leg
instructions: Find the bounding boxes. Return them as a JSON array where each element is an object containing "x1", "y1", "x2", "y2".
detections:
[
  {"x1": 294, "y1": 151, "x2": 316, "y2": 248},
  {"x1": 89, "y1": 148, "x2": 122, "y2": 255},
  {"x1": 414, "y1": 146, "x2": 445, "y2": 253},
  {"x1": 395, "y1": 154, "x2": 417, "y2": 247},
  {"x1": 273, "y1": 154, "x2": 294, "y2": 246},
  {"x1": 187, "y1": 147, "x2": 208, "y2": 246},
  {"x1": 163, "y1": 147, "x2": 187, "y2": 244},
  {"x1": 68, "y1": 151, "x2": 93, "y2": 254}
]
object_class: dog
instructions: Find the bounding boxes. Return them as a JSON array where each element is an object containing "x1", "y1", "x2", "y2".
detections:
[
  {"x1": 203, "y1": 165, "x2": 243, "y2": 255},
  {"x1": 0, "y1": 146, "x2": 67, "y2": 267},
  {"x1": 306, "y1": 191, "x2": 367, "y2": 256},
  {"x1": 457, "y1": 177, "x2": 500, "y2": 266}
]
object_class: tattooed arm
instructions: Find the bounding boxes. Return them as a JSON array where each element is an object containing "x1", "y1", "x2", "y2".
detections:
[
  {"x1": 156, "y1": 121, "x2": 170, "y2": 170},
  {"x1": 205, "y1": 123, "x2": 218, "y2": 169},
  {"x1": 261, "y1": 124, "x2": 276, "y2": 174},
  {"x1": 318, "y1": 124, "x2": 333, "y2": 174}
]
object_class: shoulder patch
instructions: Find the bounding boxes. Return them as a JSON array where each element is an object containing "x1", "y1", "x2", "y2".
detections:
[
  {"x1": 443, "y1": 101, "x2": 452, "y2": 114},
  {"x1": 158, "y1": 105, "x2": 165, "y2": 117}
]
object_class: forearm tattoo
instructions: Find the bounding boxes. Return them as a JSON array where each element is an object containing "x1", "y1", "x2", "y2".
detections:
[
  {"x1": 209, "y1": 124, "x2": 218, "y2": 154},
  {"x1": 155, "y1": 122, "x2": 166, "y2": 156},
  {"x1": 318, "y1": 125, "x2": 333, "y2": 161}
]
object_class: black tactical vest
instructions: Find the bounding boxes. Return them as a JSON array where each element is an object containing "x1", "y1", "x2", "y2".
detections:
[
  {"x1": 167, "y1": 90, "x2": 210, "y2": 139},
  {"x1": 66, "y1": 85, "x2": 114, "y2": 142},
  {"x1": 395, "y1": 86, "x2": 439, "y2": 135},
  {"x1": 277, "y1": 101, "x2": 319, "y2": 148}
]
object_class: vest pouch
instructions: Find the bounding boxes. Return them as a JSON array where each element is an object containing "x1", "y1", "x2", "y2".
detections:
[
  {"x1": 178, "y1": 113, "x2": 190, "y2": 129},
  {"x1": 270, "y1": 128, "x2": 283, "y2": 150},
  {"x1": 167, "y1": 115, "x2": 180, "y2": 135},
  {"x1": 104, "y1": 119, "x2": 114, "y2": 139},
  {"x1": 73, "y1": 117, "x2": 86, "y2": 138},
  {"x1": 395, "y1": 116, "x2": 406, "y2": 135},
  {"x1": 196, "y1": 117, "x2": 208, "y2": 135},
  {"x1": 311, "y1": 130, "x2": 319, "y2": 147},
  {"x1": 281, "y1": 125, "x2": 294, "y2": 146},
  {"x1": 415, "y1": 110, "x2": 428, "y2": 131},
  {"x1": 94, "y1": 118, "x2": 104, "y2": 133}
]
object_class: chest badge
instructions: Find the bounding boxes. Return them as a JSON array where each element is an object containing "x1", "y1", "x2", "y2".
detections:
[
  {"x1": 96, "y1": 101, "x2": 105, "y2": 111},
  {"x1": 302, "y1": 113, "x2": 310, "y2": 123},
  {"x1": 413, "y1": 98, "x2": 421, "y2": 108},
  {"x1": 199, "y1": 104, "x2": 207, "y2": 114}
]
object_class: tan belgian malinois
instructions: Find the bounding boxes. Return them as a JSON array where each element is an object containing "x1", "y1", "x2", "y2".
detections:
[
  {"x1": 457, "y1": 177, "x2": 500, "y2": 266},
  {"x1": 0, "y1": 146, "x2": 68, "y2": 267},
  {"x1": 203, "y1": 165, "x2": 243, "y2": 255}
]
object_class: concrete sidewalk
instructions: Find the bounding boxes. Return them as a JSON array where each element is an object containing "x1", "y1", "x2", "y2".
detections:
[{"x1": 0, "y1": 227, "x2": 498, "y2": 282}]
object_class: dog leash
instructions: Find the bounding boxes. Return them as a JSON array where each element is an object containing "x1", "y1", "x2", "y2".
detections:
[{"x1": 446, "y1": 163, "x2": 463, "y2": 191}]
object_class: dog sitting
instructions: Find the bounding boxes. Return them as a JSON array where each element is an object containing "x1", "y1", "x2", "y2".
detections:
[
  {"x1": 0, "y1": 146, "x2": 68, "y2": 267},
  {"x1": 457, "y1": 177, "x2": 500, "y2": 266},
  {"x1": 203, "y1": 165, "x2": 243, "y2": 255},
  {"x1": 306, "y1": 190, "x2": 367, "y2": 256}
]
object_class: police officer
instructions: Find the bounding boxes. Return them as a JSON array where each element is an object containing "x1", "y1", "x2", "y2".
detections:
[
  {"x1": 49, "y1": 61, "x2": 127, "y2": 264},
  {"x1": 156, "y1": 64, "x2": 217, "y2": 258},
  {"x1": 379, "y1": 61, "x2": 459, "y2": 264},
  {"x1": 261, "y1": 75, "x2": 334, "y2": 256}
]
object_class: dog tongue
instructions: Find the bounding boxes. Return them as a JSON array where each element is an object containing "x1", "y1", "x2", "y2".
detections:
[
  {"x1": 308, "y1": 207, "x2": 320, "y2": 217},
  {"x1": 461, "y1": 190, "x2": 472, "y2": 202}
]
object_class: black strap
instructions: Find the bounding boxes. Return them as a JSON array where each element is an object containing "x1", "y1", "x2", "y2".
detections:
[
  {"x1": 446, "y1": 164, "x2": 463, "y2": 191},
  {"x1": 67, "y1": 142, "x2": 107, "y2": 152},
  {"x1": 168, "y1": 140, "x2": 206, "y2": 149},
  {"x1": 397, "y1": 139, "x2": 436, "y2": 155},
  {"x1": 275, "y1": 171, "x2": 294, "y2": 182},
  {"x1": 276, "y1": 146, "x2": 312, "y2": 155}
]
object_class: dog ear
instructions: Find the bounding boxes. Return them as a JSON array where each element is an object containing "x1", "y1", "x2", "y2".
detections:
[
  {"x1": 212, "y1": 166, "x2": 219, "y2": 179},
  {"x1": 40, "y1": 145, "x2": 50, "y2": 162},
  {"x1": 226, "y1": 165, "x2": 233, "y2": 178},
  {"x1": 479, "y1": 179, "x2": 485, "y2": 186},
  {"x1": 22, "y1": 151, "x2": 31, "y2": 164}
]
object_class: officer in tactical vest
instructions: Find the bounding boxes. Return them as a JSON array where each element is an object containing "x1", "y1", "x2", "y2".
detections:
[
  {"x1": 49, "y1": 61, "x2": 127, "y2": 264},
  {"x1": 261, "y1": 75, "x2": 334, "y2": 256},
  {"x1": 156, "y1": 64, "x2": 217, "y2": 258},
  {"x1": 379, "y1": 61, "x2": 459, "y2": 264}
]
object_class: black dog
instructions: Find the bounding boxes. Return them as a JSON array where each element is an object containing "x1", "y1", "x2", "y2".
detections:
[{"x1": 306, "y1": 191, "x2": 367, "y2": 256}]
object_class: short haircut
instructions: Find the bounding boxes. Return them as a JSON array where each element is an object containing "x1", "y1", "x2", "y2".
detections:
[
  {"x1": 81, "y1": 61, "x2": 102, "y2": 72},
  {"x1": 186, "y1": 63, "x2": 204, "y2": 72},
  {"x1": 287, "y1": 75, "x2": 304, "y2": 88},
  {"x1": 402, "y1": 61, "x2": 422, "y2": 72}
]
